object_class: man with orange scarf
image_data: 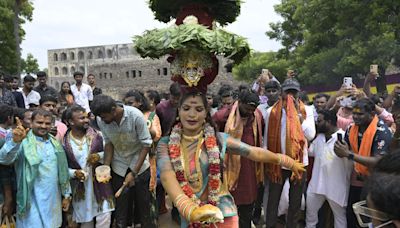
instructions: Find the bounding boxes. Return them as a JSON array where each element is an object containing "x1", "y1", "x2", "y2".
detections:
[
  {"x1": 334, "y1": 98, "x2": 392, "y2": 228},
  {"x1": 264, "y1": 78, "x2": 316, "y2": 228},
  {"x1": 213, "y1": 90, "x2": 264, "y2": 228}
]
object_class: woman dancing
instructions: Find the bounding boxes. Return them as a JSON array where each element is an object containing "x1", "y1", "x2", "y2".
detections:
[{"x1": 157, "y1": 91, "x2": 305, "y2": 227}]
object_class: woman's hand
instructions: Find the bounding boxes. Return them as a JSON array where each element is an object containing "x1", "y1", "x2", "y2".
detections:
[{"x1": 290, "y1": 160, "x2": 306, "y2": 181}]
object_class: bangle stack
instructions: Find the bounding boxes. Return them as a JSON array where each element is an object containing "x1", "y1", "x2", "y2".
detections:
[
  {"x1": 174, "y1": 194, "x2": 198, "y2": 222},
  {"x1": 277, "y1": 154, "x2": 295, "y2": 169}
]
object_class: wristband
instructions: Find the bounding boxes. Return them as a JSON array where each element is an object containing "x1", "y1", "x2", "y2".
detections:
[{"x1": 347, "y1": 153, "x2": 354, "y2": 161}]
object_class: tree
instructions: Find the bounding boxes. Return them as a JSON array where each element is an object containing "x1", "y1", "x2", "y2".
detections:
[
  {"x1": 0, "y1": 0, "x2": 33, "y2": 76},
  {"x1": 267, "y1": 0, "x2": 400, "y2": 92},
  {"x1": 232, "y1": 52, "x2": 290, "y2": 82},
  {"x1": 21, "y1": 53, "x2": 39, "y2": 74}
]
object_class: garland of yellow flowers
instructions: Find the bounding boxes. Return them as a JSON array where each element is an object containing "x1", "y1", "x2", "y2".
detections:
[{"x1": 168, "y1": 122, "x2": 221, "y2": 208}]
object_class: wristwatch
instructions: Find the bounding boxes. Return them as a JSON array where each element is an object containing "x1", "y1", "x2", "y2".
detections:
[{"x1": 347, "y1": 153, "x2": 354, "y2": 161}]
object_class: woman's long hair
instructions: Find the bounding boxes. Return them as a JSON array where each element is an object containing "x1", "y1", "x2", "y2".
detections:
[{"x1": 59, "y1": 81, "x2": 73, "y2": 96}]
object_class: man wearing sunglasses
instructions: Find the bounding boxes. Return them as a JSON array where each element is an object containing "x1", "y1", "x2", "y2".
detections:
[{"x1": 352, "y1": 152, "x2": 400, "y2": 227}]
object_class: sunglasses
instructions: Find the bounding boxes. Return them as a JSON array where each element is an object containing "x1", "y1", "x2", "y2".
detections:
[{"x1": 353, "y1": 200, "x2": 394, "y2": 228}]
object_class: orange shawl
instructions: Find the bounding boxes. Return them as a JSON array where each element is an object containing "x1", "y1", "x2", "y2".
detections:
[
  {"x1": 267, "y1": 96, "x2": 306, "y2": 183},
  {"x1": 349, "y1": 115, "x2": 379, "y2": 176},
  {"x1": 224, "y1": 101, "x2": 264, "y2": 190}
]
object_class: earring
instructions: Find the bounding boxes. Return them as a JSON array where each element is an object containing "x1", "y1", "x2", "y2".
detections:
[{"x1": 176, "y1": 116, "x2": 180, "y2": 121}]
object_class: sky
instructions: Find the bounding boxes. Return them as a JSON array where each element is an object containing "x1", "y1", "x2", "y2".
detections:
[{"x1": 21, "y1": 0, "x2": 283, "y2": 69}]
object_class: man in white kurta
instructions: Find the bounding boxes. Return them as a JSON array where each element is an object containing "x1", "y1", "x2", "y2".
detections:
[
  {"x1": 0, "y1": 110, "x2": 71, "y2": 228},
  {"x1": 306, "y1": 110, "x2": 353, "y2": 228},
  {"x1": 63, "y1": 105, "x2": 114, "y2": 227}
]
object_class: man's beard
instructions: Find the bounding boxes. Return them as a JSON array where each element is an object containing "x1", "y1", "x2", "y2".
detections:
[
  {"x1": 75, "y1": 125, "x2": 89, "y2": 132},
  {"x1": 317, "y1": 125, "x2": 328, "y2": 133}
]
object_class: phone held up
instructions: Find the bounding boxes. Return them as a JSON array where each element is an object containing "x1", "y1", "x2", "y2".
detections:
[
  {"x1": 343, "y1": 76, "x2": 353, "y2": 89},
  {"x1": 337, "y1": 133, "x2": 343, "y2": 143}
]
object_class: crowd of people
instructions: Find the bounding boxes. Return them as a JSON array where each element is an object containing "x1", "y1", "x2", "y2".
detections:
[{"x1": 0, "y1": 69, "x2": 399, "y2": 228}]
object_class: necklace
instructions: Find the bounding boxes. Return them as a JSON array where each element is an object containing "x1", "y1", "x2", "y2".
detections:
[
  {"x1": 181, "y1": 131, "x2": 204, "y2": 193},
  {"x1": 169, "y1": 122, "x2": 221, "y2": 211},
  {"x1": 69, "y1": 132, "x2": 87, "y2": 151}
]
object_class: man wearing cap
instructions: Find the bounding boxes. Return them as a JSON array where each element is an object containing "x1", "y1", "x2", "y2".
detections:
[
  {"x1": 264, "y1": 78, "x2": 315, "y2": 228},
  {"x1": 20, "y1": 75, "x2": 41, "y2": 109},
  {"x1": 71, "y1": 71, "x2": 93, "y2": 113},
  {"x1": 34, "y1": 71, "x2": 58, "y2": 98},
  {"x1": 213, "y1": 90, "x2": 265, "y2": 228}
]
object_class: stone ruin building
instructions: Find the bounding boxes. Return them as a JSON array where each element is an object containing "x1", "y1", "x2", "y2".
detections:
[{"x1": 47, "y1": 43, "x2": 241, "y2": 99}]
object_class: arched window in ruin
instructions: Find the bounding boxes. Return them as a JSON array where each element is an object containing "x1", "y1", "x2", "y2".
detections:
[
  {"x1": 54, "y1": 53, "x2": 58, "y2": 61},
  {"x1": 54, "y1": 67, "x2": 59, "y2": 75},
  {"x1": 99, "y1": 73, "x2": 102, "y2": 79},
  {"x1": 70, "y1": 52, "x2": 75, "y2": 60},
  {"x1": 79, "y1": 66, "x2": 85, "y2": 73},
  {"x1": 138, "y1": 71, "x2": 142, "y2": 77},
  {"x1": 110, "y1": 73, "x2": 112, "y2": 79},
  {"x1": 163, "y1": 67, "x2": 168, "y2": 76},
  {"x1": 126, "y1": 71, "x2": 129, "y2": 78},
  {"x1": 107, "y1": 49, "x2": 113, "y2": 58},
  {"x1": 98, "y1": 50, "x2": 104, "y2": 59},
  {"x1": 70, "y1": 66, "x2": 76, "y2": 74},
  {"x1": 78, "y1": 51, "x2": 84, "y2": 60},
  {"x1": 60, "y1": 52, "x2": 67, "y2": 61},
  {"x1": 62, "y1": 67, "x2": 68, "y2": 75},
  {"x1": 88, "y1": 51, "x2": 93, "y2": 59},
  {"x1": 132, "y1": 70, "x2": 136, "y2": 78}
]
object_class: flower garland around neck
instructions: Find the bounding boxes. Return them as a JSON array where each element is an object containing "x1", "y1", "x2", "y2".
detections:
[{"x1": 169, "y1": 122, "x2": 221, "y2": 206}]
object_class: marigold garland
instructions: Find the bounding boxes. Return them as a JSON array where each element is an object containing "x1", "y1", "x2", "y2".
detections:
[{"x1": 168, "y1": 122, "x2": 221, "y2": 226}]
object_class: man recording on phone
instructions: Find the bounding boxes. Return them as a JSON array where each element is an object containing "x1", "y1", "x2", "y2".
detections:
[
  {"x1": 306, "y1": 109, "x2": 353, "y2": 228},
  {"x1": 333, "y1": 98, "x2": 393, "y2": 228}
]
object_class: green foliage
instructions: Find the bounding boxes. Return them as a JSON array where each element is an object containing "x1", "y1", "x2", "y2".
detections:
[
  {"x1": 267, "y1": 0, "x2": 400, "y2": 86},
  {"x1": 21, "y1": 53, "x2": 39, "y2": 74},
  {"x1": 233, "y1": 52, "x2": 290, "y2": 82},
  {"x1": 0, "y1": 0, "x2": 33, "y2": 75},
  {"x1": 134, "y1": 23, "x2": 250, "y2": 64},
  {"x1": 149, "y1": 0, "x2": 241, "y2": 25}
]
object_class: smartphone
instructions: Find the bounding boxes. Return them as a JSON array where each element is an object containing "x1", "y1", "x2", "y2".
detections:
[
  {"x1": 370, "y1": 64, "x2": 378, "y2": 74},
  {"x1": 343, "y1": 77, "x2": 352, "y2": 88},
  {"x1": 337, "y1": 133, "x2": 343, "y2": 143}
]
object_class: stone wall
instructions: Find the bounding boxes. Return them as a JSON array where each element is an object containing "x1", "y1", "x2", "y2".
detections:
[{"x1": 48, "y1": 43, "x2": 243, "y2": 99}]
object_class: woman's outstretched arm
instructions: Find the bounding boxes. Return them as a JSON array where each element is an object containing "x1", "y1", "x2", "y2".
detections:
[{"x1": 226, "y1": 136, "x2": 305, "y2": 179}]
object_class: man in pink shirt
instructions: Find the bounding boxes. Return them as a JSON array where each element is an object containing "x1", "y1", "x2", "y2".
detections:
[{"x1": 39, "y1": 95, "x2": 67, "y2": 141}]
